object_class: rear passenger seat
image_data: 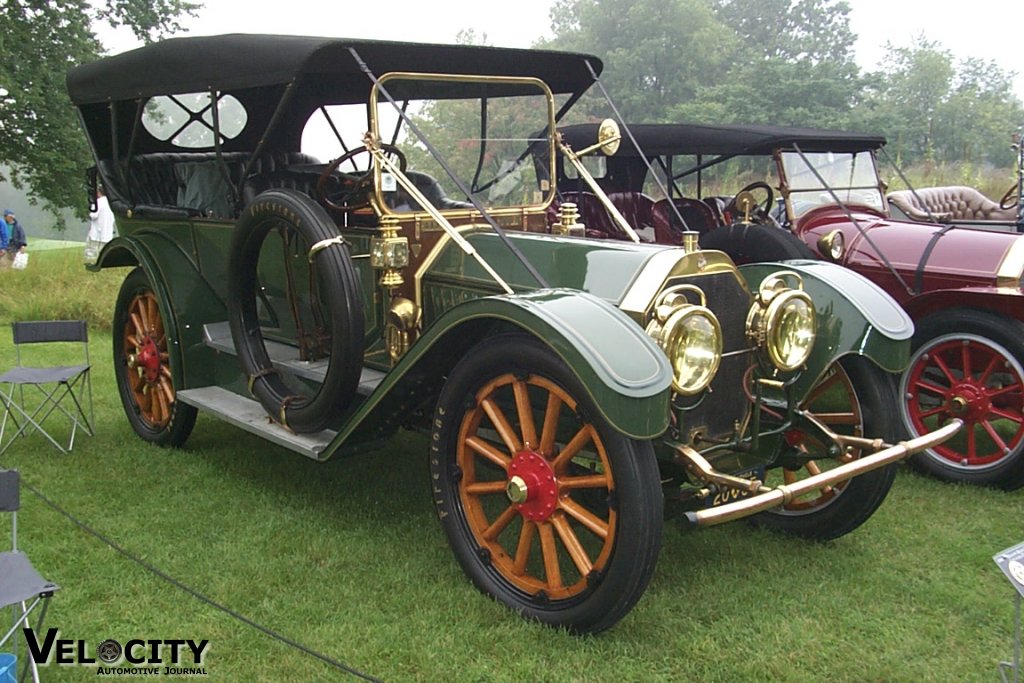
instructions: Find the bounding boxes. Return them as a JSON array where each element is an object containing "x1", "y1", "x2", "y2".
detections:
[{"x1": 99, "y1": 151, "x2": 321, "y2": 220}]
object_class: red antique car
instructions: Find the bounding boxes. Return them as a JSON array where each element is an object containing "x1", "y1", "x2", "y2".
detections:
[{"x1": 556, "y1": 122, "x2": 1024, "y2": 490}]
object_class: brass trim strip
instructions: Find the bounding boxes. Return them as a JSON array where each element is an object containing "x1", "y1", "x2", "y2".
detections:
[{"x1": 996, "y1": 235, "x2": 1024, "y2": 287}]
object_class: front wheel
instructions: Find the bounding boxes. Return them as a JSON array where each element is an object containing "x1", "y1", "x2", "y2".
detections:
[
  {"x1": 901, "y1": 310, "x2": 1024, "y2": 490},
  {"x1": 113, "y1": 268, "x2": 197, "y2": 447},
  {"x1": 430, "y1": 334, "x2": 663, "y2": 634},
  {"x1": 752, "y1": 356, "x2": 899, "y2": 540}
]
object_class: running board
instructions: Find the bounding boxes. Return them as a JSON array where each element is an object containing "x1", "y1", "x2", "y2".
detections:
[
  {"x1": 201, "y1": 321, "x2": 385, "y2": 395},
  {"x1": 177, "y1": 386, "x2": 335, "y2": 459}
]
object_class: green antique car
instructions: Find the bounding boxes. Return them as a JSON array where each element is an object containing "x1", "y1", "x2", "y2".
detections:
[{"x1": 66, "y1": 34, "x2": 957, "y2": 633}]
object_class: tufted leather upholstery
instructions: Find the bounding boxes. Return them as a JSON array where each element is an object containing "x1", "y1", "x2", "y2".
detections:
[
  {"x1": 99, "y1": 151, "x2": 321, "y2": 218},
  {"x1": 651, "y1": 198, "x2": 718, "y2": 244},
  {"x1": 547, "y1": 191, "x2": 655, "y2": 240},
  {"x1": 887, "y1": 186, "x2": 1016, "y2": 223}
]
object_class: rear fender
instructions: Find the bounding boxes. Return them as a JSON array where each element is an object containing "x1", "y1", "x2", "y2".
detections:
[
  {"x1": 325, "y1": 289, "x2": 673, "y2": 457},
  {"x1": 740, "y1": 260, "x2": 913, "y2": 400},
  {"x1": 92, "y1": 233, "x2": 226, "y2": 390}
]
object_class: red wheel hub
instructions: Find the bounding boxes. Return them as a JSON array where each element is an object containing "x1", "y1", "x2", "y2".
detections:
[
  {"x1": 506, "y1": 450, "x2": 559, "y2": 522},
  {"x1": 136, "y1": 337, "x2": 161, "y2": 384},
  {"x1": 946, "y1": 383, "x2": 991, "y2": 422},
  {"x1": 905, "y1": 338, "x2": 1024, "y2": 467}
]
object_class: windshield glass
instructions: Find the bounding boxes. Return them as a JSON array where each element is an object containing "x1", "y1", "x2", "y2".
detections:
[
  {"x1": 780, "y1": 150, "x2": 884, "y2": 218},
  {"x1": 371, "y1": 75, "x2": 554, "y2": 214}
]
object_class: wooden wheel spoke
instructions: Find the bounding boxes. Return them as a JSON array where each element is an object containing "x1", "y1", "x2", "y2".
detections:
[
  {"x1": 932, "y1": 353, "x2": 957, "y2": 385},
  {"x1": 513, "y1": 521, "x2": 536, "y2": 576},
  {"x1": 481, "y1": 398, "x2": 522, "y2": 454},
  {"x1": 966, "y1": 425, "x2": 977, "y2": 458},
  {"x1": 513, "y1": 378, "x2": 538, "y2": 450},
  {"x1": 914, "y1": 379, "x2": 950, "y2": 396},
  {"x1": 981, "y1": 420, "x2": 1009, "y2": 452},
  {"x1": 961, "y1": 344, "x2": 973, "y2": 379},
  {"x1": 464, "y1": 480, "x2": 508, "y2": 496},
  {"x1": 560, "y1": 497, "x2": 609, "y2": 539},
  {"x1": 130, "y1": 311, "x2": 147, "y2": 339},
  {"x1": 918, "y1": 405, "x2": 949, "y2": 420},
  {"x1": 551, "y1": 514, "x2": 592, "y2": 577},
  {"x1": 538, "y1": 523, "x2": 562, "y2": 591},
  {"x1": 977, "y1": 354, "x2": 1001, "y2": 386},
  {"x1": 989, "y1": 406, "x2": 1024, "y2": 424},
  {"x1": 805, "y1": 370, "x2": 841, "y2": 405},
  {"x1": 483, "y1": 504, "x2": 519, "y2": 541},
  {"x1": 538, "y1": 392, "x2": 562, "y2": 457},
  {"x1": 559, "y1": 473, "x2": 610, "y2": 491},
  {"x1": 551, "y1": 426, "x2": 593, "y2": 471},
  {"x1": 159, "y1": 377, "x2": 175, "y2": 405},
  {"x1": 989, "y1": 384, "x2": 1024, "y2": 399},
  {"x1": 465, "y1": 435, "x2": 511, "y2": 468}
]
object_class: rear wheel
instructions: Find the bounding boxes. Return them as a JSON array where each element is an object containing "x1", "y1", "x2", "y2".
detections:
[
  {"x1": 114, "y1": 268, "x2": 197, "y2": 447},
  {"x1": 430, "y1": 334, "x2": 663, "y2": 633},
  {"x1": 901, "y1": 310, "x2": 1024, "y2": 490},
  {"x1": 752, "y1": 356, "x2": 898, "y2": 540}
]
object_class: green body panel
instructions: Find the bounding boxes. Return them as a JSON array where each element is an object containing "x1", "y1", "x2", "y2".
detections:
[
  {"x1": 322, "y1": 290, "x2": 673, "y2": 457},
  {"x1": 740, "y1": 259, "x2": 913, "y2": 400},
  {"x1": 93, "y1": 228, "x2": 228, "y2": 391},
  {"x1": 424, "y1": 229, "x2": 668, "y2": 304}
]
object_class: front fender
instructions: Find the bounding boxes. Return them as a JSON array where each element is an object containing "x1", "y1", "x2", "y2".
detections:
[
  {"x1": 740, "y1": 259, "x2": 913, "y2": 399},
  {"x1": 325, "y1": 289, "x2": 673, "y2": 457}
]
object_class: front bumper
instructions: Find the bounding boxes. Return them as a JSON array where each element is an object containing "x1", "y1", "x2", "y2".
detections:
[{"x1": 684, "y1": 419, "x2": 962, "y2": 528}]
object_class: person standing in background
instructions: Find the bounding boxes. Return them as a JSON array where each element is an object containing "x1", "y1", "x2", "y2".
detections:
[
  {"x1": 4, "y1": 209, "x2": 27, "y2": 256},
  {"x1": 85, "y1": 187, "x2": 116, "y2": 263}
]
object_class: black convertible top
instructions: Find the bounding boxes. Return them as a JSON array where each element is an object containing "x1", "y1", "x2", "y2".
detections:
[
  {"x1": 67, "y1": 33, "x2": 604, "y2": 105},
  {"x1": 559, "y1": 122, "x2": 886, "y2": 157}
]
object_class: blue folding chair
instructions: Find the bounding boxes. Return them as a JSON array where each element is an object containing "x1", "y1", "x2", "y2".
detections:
[{"x1": 0, "y1": 321, "x2": 94, "y2": 455}]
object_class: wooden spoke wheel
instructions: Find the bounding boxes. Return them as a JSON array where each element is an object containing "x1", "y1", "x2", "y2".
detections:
[
  {"x1": 752, "y1": 356, "x2": 898, "y2": 540},
  {"x1": 431, "y1": 334, "x2": 662, "y2": 634},
  {"x1": 114, "y1": 268, "x2": 196, "y2": 446},
  {"x1": 901, "y1": 309, "x2": 1024, "y2": 490}
]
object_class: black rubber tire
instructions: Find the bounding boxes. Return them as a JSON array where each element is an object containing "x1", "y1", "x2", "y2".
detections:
[
  {"x1": 430, "y1": 334, "x2": 663, "y2": 634},
  {"x1": 228, "y1": 189, "x2": 364, "y2": 433},
  {"x1": 751, "y1": 356, "x2": 899, "y2": 540},
  {"x1": 901, "y1": 309, "x2": 1024, "y2": 490},
  {"x1": 699, "y1": 222, "x2": 816, "y2": 264},
  {"x1": 114, "y1": 267, "x2": 198, "y2": 447}
]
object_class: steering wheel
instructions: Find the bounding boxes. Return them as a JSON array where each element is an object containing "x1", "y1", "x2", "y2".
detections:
[
  {"x1": 999, "y1": 183, "x2": 1019, "y2": 210},
  {"x1": 724, "y1": 181, "x2": 775, "y2": 224},
  {"x1": 316, "y1": 144, "x2": 407, "y2": 213}
]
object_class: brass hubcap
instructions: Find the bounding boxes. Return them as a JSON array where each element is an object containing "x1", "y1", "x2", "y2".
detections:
[{"x1": 505, "y1": 476, "x2": 529, "y2": 504}]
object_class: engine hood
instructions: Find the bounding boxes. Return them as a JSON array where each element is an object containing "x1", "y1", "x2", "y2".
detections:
[{"x1": 796, "y1": 207, "x2": 1024, "y2": 292}]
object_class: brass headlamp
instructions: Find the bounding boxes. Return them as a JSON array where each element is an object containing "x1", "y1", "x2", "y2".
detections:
[
  {"x1": 645, "y1": 285, "x2": 722, "y2": 395},
  {"x1": 746, "y1": 271, "x2": 816, "y2": 371}
]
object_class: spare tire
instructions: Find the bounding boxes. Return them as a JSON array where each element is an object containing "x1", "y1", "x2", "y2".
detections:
[
  {"x1": 699, "y1": 223, "x2": 816, "y2": 264},
  {"x1": 228, "y1": 189, "x2": 364, "y2": 433}
]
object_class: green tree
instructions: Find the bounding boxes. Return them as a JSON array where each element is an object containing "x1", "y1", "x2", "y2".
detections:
[
  {"x1": 541, "y1": 0, "x2": 735, "y2": 123},
  {"x1": 0, "y1": 0, "x2": 197, "y2": 225}
]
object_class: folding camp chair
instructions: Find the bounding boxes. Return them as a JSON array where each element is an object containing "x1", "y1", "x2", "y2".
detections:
[
  {"x1": 0, "y1": 469, "x2": 58, "y2": 683},
  {"x1": 0, "y1": 321, "x2": 94, "y2": 456}
]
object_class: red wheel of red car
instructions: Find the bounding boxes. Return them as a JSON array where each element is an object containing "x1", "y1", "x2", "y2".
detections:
[{"x1": 902, "y1": 332, "x2": 1024, "y2": 473}]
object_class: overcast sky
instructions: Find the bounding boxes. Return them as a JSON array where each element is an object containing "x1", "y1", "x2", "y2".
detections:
[{"x1": 97, "y1": 0, "x2": 1024, "y2": 100}]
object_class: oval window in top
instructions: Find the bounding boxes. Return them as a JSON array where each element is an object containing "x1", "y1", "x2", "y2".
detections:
[{"x1": 142, "y1": 92, "x2": 247, "y2": 149}]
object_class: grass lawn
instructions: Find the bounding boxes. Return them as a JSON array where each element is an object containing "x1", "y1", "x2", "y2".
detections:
[{"x1": 0, "y1": 249, "x2": 1021, "y2": 681}]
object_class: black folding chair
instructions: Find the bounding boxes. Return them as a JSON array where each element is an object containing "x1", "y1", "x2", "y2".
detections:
[
  {"x1": 0, "y1": 321, "x2": 94, "y2": 455},
  {"x1": 0, "y1": 469, "x2": 58, "y2": 683}
]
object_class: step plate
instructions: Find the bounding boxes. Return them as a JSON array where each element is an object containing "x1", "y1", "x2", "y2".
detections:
[{"x1": 177, "y1": 386, "x2": 335, "y2": 459}]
